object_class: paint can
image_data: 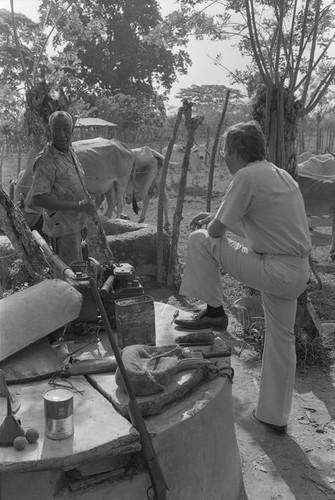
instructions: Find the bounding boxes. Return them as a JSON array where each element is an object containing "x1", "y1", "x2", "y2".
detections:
[
  {"x1": 115, "y1": 295, "x2": 156, "y2": 348},
  {"x1": 44, "y1": 388, "x2": 74, "y2": 440}
]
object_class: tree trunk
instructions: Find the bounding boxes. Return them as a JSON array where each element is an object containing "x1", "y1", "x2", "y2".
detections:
[
  {"x1": 0, "y1": 187, "x2": 49, "y2": 283},
  {"x1": 253, "y1": 86, "x2": 301, "y2": 177},
  {"x1": 0, "y1": 145, "x2": 4, "y2": 188}
]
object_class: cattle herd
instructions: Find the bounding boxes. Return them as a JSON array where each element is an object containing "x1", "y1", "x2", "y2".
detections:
[
  {"x1": 12, "y1": 140, "x2": 335, "y2": 260},
  {"x1": 13, "y1": 138, "x2": 207, "y2": 228}
]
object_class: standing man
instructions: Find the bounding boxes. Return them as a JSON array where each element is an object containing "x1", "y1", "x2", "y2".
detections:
[
  {"x1": 30, "y1": 110, "x2": 95, "y2": 267},
  {"x1": 174, "y1": 121, "x2": 312, "y2": 435}
]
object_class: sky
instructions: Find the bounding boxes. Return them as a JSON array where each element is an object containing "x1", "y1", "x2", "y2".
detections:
[{"x1": 3, "y1": 0, "x2": 248, "y2": 108}]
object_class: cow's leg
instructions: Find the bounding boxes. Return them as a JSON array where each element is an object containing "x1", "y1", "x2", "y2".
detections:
[
  {"x1": 330, "y1": 214, "x2": 335, "y2": 260},
  {"x1": 136, "y1": 169, "x2": 156, "y2": 223},
  {"x1": 94, "y1": 194, "x2": 105, "y2": 213},
  {"x1": 104, "y1": 189, "x2": 116, "y2": 219},
  {"x1": 138, "y1": 193, "x2": 150, "y2": 223},
  {"x1": 115, "y1": 180, "x2": 127, "y2": 219}
]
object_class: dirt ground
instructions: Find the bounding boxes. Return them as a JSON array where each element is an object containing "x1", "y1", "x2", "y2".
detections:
[{"x1": 2, "y1": 152, "x2": 335, "y2": 499}]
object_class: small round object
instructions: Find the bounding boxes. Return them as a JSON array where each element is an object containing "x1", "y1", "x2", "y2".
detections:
[
  {"x1": 13, "y1": 436, "x2": 27, "y2": 450},
  {"x1": 25, "y1": 428, "x2": 39, "y2": 444}
]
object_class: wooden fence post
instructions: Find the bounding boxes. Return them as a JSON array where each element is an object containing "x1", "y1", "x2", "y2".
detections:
[
  {"x1": 167, "y1": 102, "x2": 204, "y2": 288},
  {"x1": 206, "y1": 89, "x2": 231, "y2": 212}
]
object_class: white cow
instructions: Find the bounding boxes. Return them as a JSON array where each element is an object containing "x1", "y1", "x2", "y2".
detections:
[
  {"x1": 74, "y1": 138, "x2": 134, "y2": 218},
  {"x1": 162, "y1": 143, "x2": 207, "y2": 189},
  {"x1": 297, "y1": 151, "x2": 333, "y2": 164},
  {"x1": 298, "y1": 156, "x2": 335, "y2": 177},
  {"x1": 297, "y1": 173, "x2": 335, "y2": 260}
]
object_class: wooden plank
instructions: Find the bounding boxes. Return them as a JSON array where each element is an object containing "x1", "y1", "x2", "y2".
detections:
[{"x1": 0, "y1": 279, "x2": 83, "y2": 362}]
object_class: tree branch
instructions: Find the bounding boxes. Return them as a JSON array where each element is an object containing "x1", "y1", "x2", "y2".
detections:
[
  {"x1": 244, "y1": 0, "x2": 272, "y2": 84},
  {"x1": 289, "y1": 0, "x2": 311, "y2": 104},
  {"x1": 301, "y1": 0, "x2": 322, "y2": 106},
  {"x1": 10, "y1": 0, "x2": 32, "y2": 90},
  {"x1": 32, "y1": 0, "x2": 76, "y2": 85},
  {"x1": 303, "y1": 66, "x2": 335, "y2": 115},
  {"x1": 295, "y1": 34, "x2": 335, "y2": 92}
]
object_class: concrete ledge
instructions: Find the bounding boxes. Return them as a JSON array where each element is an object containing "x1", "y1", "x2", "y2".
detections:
[
  {"x1": 0, "y1": 218, "x2": 171, "y2": 289},
  {"x1": 104, "y1": 220, "x2": 170, "y2": 277}
]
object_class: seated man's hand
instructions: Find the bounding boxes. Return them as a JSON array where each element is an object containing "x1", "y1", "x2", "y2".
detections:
[{"x1": 190, "y1": 212, "x2": 214, "y2": 231}]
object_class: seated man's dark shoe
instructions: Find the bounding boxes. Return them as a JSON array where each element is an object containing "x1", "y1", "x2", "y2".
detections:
[
  {"x1": 252, "y1": 410, "x2": 287, "y2": 436},
  {"x1": 174, "y1": 309, "x2": 228, "y2": 331}
]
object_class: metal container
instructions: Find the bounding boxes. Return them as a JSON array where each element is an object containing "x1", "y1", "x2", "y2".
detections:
[
  {"x1": 115, "y1": 295, "x2": 156, "y2": 348},
  {"x1": 44, "y1": 388, "x2": 74, "y2": 440}
]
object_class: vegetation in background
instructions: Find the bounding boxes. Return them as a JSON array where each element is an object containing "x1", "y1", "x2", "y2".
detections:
[{"x1": 178, "y1": 0, "x2": 335, "y2": 172}]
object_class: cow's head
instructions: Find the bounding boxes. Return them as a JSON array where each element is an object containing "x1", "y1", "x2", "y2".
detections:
[{"x1": 192, "y1": 143, "x2": 208, "y2": 162}]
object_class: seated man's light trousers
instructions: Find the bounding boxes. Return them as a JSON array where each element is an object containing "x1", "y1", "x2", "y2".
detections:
[{"x1": 179, "y1": 229, "x2": 309, "y2": 426}]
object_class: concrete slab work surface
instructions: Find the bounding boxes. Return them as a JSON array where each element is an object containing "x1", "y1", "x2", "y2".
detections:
[{"x1": 0, "y1": 301, "x2": 243, "y2": 500}]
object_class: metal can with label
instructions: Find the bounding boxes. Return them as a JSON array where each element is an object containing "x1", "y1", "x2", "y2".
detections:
[{"x1": 44, "y1": 388, "x2": 74, "y2": 440}]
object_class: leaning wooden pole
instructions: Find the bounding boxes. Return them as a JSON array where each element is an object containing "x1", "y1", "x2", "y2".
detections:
[
  {"x1": 89, "y1": 277, "x2": 169, "y2": 500},
  {"x1": 206, "y1": 89, "x2": 230, "y2": 212},
  {"x1": 167, "y1": 102, "x2": 204, "y2": 288},
  {"x1": 156, "y1": 105, "x2": 184, "y2": 286},
  {"x1": 0, "y1": 187, "x2": 49, "y2": 283}
]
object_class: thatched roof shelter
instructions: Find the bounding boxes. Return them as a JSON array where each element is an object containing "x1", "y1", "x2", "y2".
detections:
[{"x1": 73, "y1": 118, "x2": 117, "y2": 140}]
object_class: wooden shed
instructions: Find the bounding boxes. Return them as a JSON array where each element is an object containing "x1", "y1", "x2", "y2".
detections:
[{"x1": 73, "y1": 117, "x2": 117, "y2": 140}]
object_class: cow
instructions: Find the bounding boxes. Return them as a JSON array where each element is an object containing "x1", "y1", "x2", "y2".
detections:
[
  {"x1": 162, "y1": 143, "x2": 207, "y2": 189},
  {"x1": 126, "y1": 146, "x2": 170, "y2": 226},
  {"x1": 74, "y1": 138, "x2": 134, "y2": 218},
  {"x1": 13, "y1": 138, "x2": 135, "y2": 225},
  {"x1": 297, "y1": 173, "x2": 335, "y2": 260},
  {"x1": 297, "y1": 151, "x2": 333, "y2": 164},
  {"x1": 13, "y1": 138, "x2": 170, "y2": 227},
  {"x1": 298, "y1": 155, "x2": 335, "y2": 177}
]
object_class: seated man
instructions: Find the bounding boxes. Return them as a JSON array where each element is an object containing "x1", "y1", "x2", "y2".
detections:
[{"x1": 174, "y1": 120, "x2": 312, "y2": 435}]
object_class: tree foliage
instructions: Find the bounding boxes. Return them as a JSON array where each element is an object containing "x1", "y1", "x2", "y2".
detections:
[
  {"x1": 0, "y1": 9, "x2": 42, "y2": 89},
  {"x1": 0, "y1": 85, "x2": 26, "y2": 148},
  {"x1": 39, "y1": 0, "x2": 193, "y2": 97},
  {"x1": 89, "y1": 91, "x2": 167, "y2": 144},
  {"x1": 173, "y1": 84, "x2": 251, "y2": 142}
]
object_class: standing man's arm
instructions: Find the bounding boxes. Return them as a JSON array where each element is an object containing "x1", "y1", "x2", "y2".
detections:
[{"x1": 33, "y1": 193, "x2": 95, "y2": 215}]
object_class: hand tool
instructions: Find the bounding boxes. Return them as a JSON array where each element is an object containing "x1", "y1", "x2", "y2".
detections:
[{"x1": 182, "y1": 347, "x2": 232, "y2": 359}]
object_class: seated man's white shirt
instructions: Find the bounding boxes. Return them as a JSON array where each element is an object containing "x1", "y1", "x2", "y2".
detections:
[{"x1": 215, "y1": 161, "x2": 311, "y2": 257}]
